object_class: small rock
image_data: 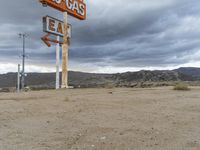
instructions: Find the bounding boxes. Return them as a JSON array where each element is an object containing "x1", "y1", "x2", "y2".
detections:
[
  {"x1": 100, "y1": 136, "x2": 106, "y2": 140},
  {"x1": 91, "y1": 145, "x2": 95, "y2": 147}
]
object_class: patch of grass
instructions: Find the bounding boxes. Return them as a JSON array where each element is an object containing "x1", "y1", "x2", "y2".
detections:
[
  {"x1": 64, "y1": 97, "x2": 70, "y2": 102},
  {"x1": 173, "y1": 83, "x2": 190, "y2": 91}
]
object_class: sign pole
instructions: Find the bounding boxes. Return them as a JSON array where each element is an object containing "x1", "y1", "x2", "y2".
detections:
[
  {"x1": 61, "y1": 11, "x2": 69, "y2": 88},
  {"x1": 56, "y1": 35, "x2": 60, "y2": 89}
]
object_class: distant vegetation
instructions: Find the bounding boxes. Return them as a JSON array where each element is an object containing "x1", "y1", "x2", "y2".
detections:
[{"x1": 173, "y1": 83, "x2": 190, "y2": 91}]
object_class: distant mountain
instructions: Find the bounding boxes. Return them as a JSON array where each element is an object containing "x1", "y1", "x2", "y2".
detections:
[
  {"x1": 174, "y1": 67, "x2": 200, "y2": 77},
  {"x1": 0, "y1": 71, "x2": 113, "y2": 88},
  {"x1": 0, "y1": 73, "x2": 17, "y2": 88},
  {"x1": 0, "y1": 67, "x2": 200, "y2": 89}
]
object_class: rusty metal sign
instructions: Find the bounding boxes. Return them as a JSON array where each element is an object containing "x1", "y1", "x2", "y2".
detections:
[
  {"x1": 39, "y1": 0, "x2": 86, "y2": 20},
  {"x1": 43, "y1": 16, "x2": 72, "y2": 37}
]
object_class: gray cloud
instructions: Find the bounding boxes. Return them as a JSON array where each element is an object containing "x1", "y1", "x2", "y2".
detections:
[{"x1": 0, "y1": 0, "x2": 200, "y2": 73}]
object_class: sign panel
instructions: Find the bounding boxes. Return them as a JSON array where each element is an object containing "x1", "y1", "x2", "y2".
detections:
[
  {"x1": 43, "y1": 16, "x2": 72, "y2": 37},
  {"x1": 40, "y1": 0, "x2": 86, "y2": 20}
]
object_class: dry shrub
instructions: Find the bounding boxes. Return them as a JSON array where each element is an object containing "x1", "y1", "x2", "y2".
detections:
[
  {"x1": 104, "y1": 83, "x2": 115, "y2": 89},
  {"x1": 173, "y1": 83, "x2": 190, "y2": 91}
]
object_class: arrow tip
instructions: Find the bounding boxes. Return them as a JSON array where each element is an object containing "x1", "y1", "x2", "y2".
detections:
[{"x1": 41, "y1": 34, "x2": 51, "y2": 47}]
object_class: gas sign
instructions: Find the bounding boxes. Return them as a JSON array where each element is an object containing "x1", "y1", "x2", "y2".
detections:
[
  {"x1": 39, "y1": 0, "x2": 86, "y2": 20},
  {"x1": 43, "y1": 16, "x2": 72, "y2": 37}
]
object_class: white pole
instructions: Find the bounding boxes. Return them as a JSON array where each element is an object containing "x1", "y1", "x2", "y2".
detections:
[
  {"x1": 61, "y1": 11, "x2": 69, "y2": 88},
  {"x1": 56, "y1": 36, "x2": 60, "y2": 89},
  {"x1": 17, "y1": 64, "x2": 20, "y2": 92}
]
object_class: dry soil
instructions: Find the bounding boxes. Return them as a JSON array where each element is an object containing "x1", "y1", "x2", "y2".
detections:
[{"x1": 0, "y1": 87, "x2": 200, "y2": 150}]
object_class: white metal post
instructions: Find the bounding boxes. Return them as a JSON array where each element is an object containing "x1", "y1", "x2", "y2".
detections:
[
  {"x1": 56, "y1": 36, "x2": 60, "y2": 89},
  {"x1": 17, "y1": 64, "x2": 20, "y2": 92}
]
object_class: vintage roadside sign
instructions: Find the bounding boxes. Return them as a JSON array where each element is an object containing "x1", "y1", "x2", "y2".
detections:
[
  {"x1": 39, "y1": 0, "x2": 87, "y2": 89},
  {"x1": 43, "y1": 16, "x2": 72, "y2": 37},
  {"x1": 39, "y1": 0, "x2": 86, "y2": 20}
]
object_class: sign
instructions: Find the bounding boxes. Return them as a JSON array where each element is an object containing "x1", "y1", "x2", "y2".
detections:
[
  {"x1": 39, "y1": 0, "x2": 86, "y2": 20},
  {"x1": 41, "y1": 33, "x2": 63, "y2": 47},
  {"x1": 43, "y1": 16, "x2": 72, "y2": 38}
]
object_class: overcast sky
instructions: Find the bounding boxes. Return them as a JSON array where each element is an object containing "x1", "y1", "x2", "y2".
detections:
[{"x1": 0, "y1": 0, "x2": 200, "y2": 73}]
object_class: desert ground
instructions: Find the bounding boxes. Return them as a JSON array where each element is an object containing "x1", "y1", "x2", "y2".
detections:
[{"x1": 0, "y1": 87, "x2": 200, "y2": 150}]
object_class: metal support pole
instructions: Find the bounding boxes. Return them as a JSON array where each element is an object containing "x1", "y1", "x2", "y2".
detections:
[
  {"x1": 56, "y1": 36, "x2": 60, "y2": 89},
  {"x1": 61, "y1": 12, "x2": 69, "y2": 88},
  {"x1": 19, "y1": 33, "x2": 26, "y2": 90},
  {"x1": 17, "y1": 64, "x2": 20, "y2": 92}
]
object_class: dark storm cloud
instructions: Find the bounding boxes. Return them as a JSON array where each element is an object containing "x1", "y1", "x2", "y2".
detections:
[
  {"x1": 0, "y1": 0, "x2": 200, "y2": 73},
  {"x1": 70, "y1": 0, "x2": 200, "y2": 68}
]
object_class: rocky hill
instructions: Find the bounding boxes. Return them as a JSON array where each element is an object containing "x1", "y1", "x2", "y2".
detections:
[{"x1": 0, "y1": 67, "x2": 200, "y2": 89}]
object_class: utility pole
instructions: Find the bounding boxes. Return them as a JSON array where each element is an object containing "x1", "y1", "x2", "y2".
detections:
[{"x1": 19, "y1": 33, "x2": 27, "y2": 90}]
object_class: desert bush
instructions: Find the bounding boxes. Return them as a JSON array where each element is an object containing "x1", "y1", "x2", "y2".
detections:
[
  {"x1": 104, "y1": 83, "x2": 115, "y2": 89},
  {"x1": 0, "y1": 88, "x2": 10, "y2": 93},
  {"x1": 173, "y1": 83, "x2": 190, "y2": 91}
]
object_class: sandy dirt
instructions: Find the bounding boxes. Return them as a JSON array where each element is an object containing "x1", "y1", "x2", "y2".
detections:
[{"x1": 0, "y1": 87, "x2": 200, "y2": 150}]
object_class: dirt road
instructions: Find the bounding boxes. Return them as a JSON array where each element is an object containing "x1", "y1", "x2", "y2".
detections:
[{"x1": 0, "y1": 87, "x2": 200, "y2": 150}]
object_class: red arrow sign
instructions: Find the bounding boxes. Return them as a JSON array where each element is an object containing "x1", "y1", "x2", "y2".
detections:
[{"x1": 41, "y1": 33, "x2": 64, "y2": 47}]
